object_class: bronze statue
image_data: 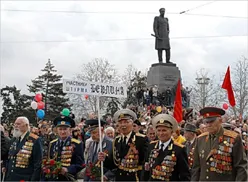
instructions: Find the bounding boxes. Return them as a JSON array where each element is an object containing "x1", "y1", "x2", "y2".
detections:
[{"x1": 153, "y1": 8, "x2": 171, "y2": 63}]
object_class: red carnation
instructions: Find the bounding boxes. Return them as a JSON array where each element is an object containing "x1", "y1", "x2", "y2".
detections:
[
  {"x1": 42, "y1": 159, "x2": 47, "y2": 165},
  {"x1": 82, "y1": 164, "x2": 86, "y2": 167},
  {"x1": 49, "y1": 159, "x2": 55, "y2": 166},
  {"x1": 45, "y1": 169, "x2": 51, "y2": 174}
]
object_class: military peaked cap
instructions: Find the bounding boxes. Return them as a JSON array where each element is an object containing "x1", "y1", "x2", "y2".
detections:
[
  {"x1": 53, "y1": 116, "x2": 75, "y2": 128},
  {"x1": 200, "y1": 107, "x2": 225, "y2": 123},
  {"x1": 113, "y1": 109, "x2": 137, "y2": 122},
  {"x1": 152, "y1": 114, "x2": 178, "y2": 132}
]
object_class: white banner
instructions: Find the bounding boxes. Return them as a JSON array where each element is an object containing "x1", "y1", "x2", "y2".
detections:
[{"x1": 63, "y1": 79, "x2": 127, "y2": 98}]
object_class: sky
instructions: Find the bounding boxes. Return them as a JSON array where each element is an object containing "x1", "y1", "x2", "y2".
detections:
[{"x1": 1, "y1": 0, "x2": 247, "y2": 95}]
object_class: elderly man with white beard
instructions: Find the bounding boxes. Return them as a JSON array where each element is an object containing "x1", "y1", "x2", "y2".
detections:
[{"x1": 2, "y1": 117, "x2": 43, "y2": 181}]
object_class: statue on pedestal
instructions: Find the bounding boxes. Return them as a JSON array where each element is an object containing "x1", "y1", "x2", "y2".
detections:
[
  {"x1": 153, "y1": 8, "x2": 171, "y2": 63},
  {"x1": 147, "y1": 8, "x2": 181, "y2": 97}
]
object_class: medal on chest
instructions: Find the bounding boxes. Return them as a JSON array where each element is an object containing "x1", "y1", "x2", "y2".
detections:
[
  {"x1": 207, "y1": 136, "x2": 233, "y2": 174},
  {"x1": 15, "y1": 140, "x2": 34, "y2": 168},
  {"x1": 151, "y1": 144, "x2": 177, "y2": 181}
]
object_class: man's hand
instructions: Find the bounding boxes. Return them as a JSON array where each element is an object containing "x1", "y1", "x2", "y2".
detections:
[
  {"x1": 61, "y1": 167, "x2": 68, "y2": 175},
  {"x1": 103, "y1": 175, "x2": 108, "y2": 182},
  {"x1": 2, "y1": 167, "x2": 6, "y2": 173},
  {"x1": 144, "y1": 162, "x2": 150, "y2": 171},
  {"x1": 98, "y1": 152, "x2": 106, "y2": 162}
]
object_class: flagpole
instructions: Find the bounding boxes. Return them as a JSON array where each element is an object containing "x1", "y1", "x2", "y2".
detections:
[
  {"x1": 96, "y1": 96, "x2": 104, "y2": 182},
  {"x1": 232, "y1": 105, "x2": 237, "y2": 118},
  {"x1": 2, "y1": 172, "x2": 5, "y2": 182}
]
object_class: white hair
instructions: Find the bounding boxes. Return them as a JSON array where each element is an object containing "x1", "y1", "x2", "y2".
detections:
[
  {"x1": 17, "y1": 117, "x2": 30, "y2": 131},
  {"x1": 104, "y1": 126, "x2": 115, "y2": 133}
]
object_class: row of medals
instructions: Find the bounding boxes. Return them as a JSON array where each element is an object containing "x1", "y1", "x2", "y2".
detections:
[
  {"x1": 16, "y1": 140, "x2": 34, "y2": 168},
  {"x1": 150, "y1": 150, "x2": 177, "y2": 180},
  {"x1": 120, "y1": 153, "x2": 139, "y2": 172},
  {"x1": 61, "y1": 146, "x2": 73, "y2": 167},
  {"x1": 188, "y1": 147, "x2": 195, "y2": 169},
  {"x1": 209, "y1": 136, "x2": 233, "y2": 174}
]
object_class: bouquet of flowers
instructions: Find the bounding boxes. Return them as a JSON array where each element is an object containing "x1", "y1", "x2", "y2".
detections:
[
  {"x1": 83, "y1": 150, "x2": 108, "y2": 181},
  {"x1": 84, "y1": 162, "x2": 101, "y2": 180},
  {"x1": 42, "y1": 159, "x2": 62, "y2": 179}
]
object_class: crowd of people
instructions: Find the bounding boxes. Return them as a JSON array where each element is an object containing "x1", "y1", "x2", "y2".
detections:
[
  {"x1": 0, "y1": 104, "x2": 248, "y2": 181},
  {"x1": 136, "y1": 85, "x2": 191, "y2": 108}
]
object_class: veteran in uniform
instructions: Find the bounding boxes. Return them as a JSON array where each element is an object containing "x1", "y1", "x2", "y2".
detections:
[
  {"x1": 183, "y1": 123, "x2": 197, "y2": 170},
  {"x1": 3, "y1": 117, "x2": 43, "y2": 181},
  {"x1": 84, "y1": 119, "x2": 115, "y2": 181},
  {"x1": 144, "y1": 114, "x2": 190, "y2": 181},
  {"x1": 98, "y1": 109, "x2": 148, "y2": 181},
  {"x1": 46, "y1": 116, "x2": 84, "y2": 181},
  {"x1": 191, "y1": 107, "x2": 248, "y2": 181}
]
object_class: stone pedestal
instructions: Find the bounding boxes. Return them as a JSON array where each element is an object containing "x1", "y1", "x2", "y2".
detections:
[{"x1": 147, "y1": 63, "x2": 181, "y2": 92}]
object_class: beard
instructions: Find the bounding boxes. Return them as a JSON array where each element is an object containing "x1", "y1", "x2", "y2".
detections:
[{"x1": 13, "y1": 129, "x2": 23, "y2": 138}]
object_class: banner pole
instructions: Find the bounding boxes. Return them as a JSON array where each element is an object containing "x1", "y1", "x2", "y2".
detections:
[{"x1": 97, "y1": 96, "x2": 104, "y2": 182}]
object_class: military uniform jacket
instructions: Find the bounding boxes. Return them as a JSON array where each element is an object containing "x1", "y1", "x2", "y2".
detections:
[
  {"x1": 153, "y1": 16, "x2": 170, "y2": 50},
  {"x1": 191, "y1": 127, "x2": 248, "y2": 181},
  {"x1": 4, "y1": 132, "x2": 43, "y2": 181},
  {"x1": 104, "y1": 131, "x2": 148, "y2": 181},
  {"x1": 47, "y1": 136, "x2": 84, "y2": 181},
  {"x1": 144, "y1": 139, "x2": 190, "y2": 181}
]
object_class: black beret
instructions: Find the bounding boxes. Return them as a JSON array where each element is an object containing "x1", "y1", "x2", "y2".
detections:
[
  {"x1": 85, "y1": 119, "x2": 106, "y2": 132},
  {"x1": 134, "y1": 119, "x2": 141, "y2": 126}
]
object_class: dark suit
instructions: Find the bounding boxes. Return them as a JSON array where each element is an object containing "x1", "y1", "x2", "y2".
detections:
[
  {"x1": 40, "y1": 133, "x2": 50, "y2": 159},
  {"x1": 47, "y1": 136, "x2": 84, "y2": 181},
  {"x1": 85, "y1": 135, "x2": 115, "y2": 181},
  {"x1": 4, "y1": 132, "x2": 43, "y2": 181},
  {"x1": 185, "y1": 139, "x2": 196, "y2": 171},
  {"x1": 104, "y1": 131, "x2": 148, "y2": 181},
  {"x1": 191, "y1": 127, "x2": 248, "y2": 181},
  {"x1": 185, "y1": 139, "x2": 196, "y2": 155},
  {"x1": 144, "y1": 139, "x2": 190, "y2": 181}
]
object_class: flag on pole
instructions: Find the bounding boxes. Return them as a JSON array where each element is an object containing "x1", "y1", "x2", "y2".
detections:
[
  {"x1": 221, "y1": 66, "x2": 236, "y2": 107},
  {"x1": 173, "y1": 79, "x2": 183, "y2": 123}
]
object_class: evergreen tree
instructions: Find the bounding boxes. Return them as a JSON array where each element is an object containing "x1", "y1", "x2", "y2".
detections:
[
  {"x1": 123, "y1": 71, "x2": 147, "y2": 107},
  {"x1": 106, "y1": 98, "x2": 120, "y2": 117},
  {"x1": 27, "y1": 59, "x2": 71, "y2": 121},
  {"x1": 1, "y1": 86, "x2": 34, "y2": 124}
]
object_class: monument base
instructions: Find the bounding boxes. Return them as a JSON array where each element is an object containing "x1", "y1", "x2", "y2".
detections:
[{"x1": 147, "y1": 62, "x2": 181, "y2": 92}]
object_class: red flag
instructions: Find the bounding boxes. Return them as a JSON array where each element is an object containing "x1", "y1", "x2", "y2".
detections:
[
  {"x1": 222, "y1": 66, "x2": 236, "y2": 107},
  {"x1": 173, "y1": 79, "x2": 183, "y2": 123}
]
